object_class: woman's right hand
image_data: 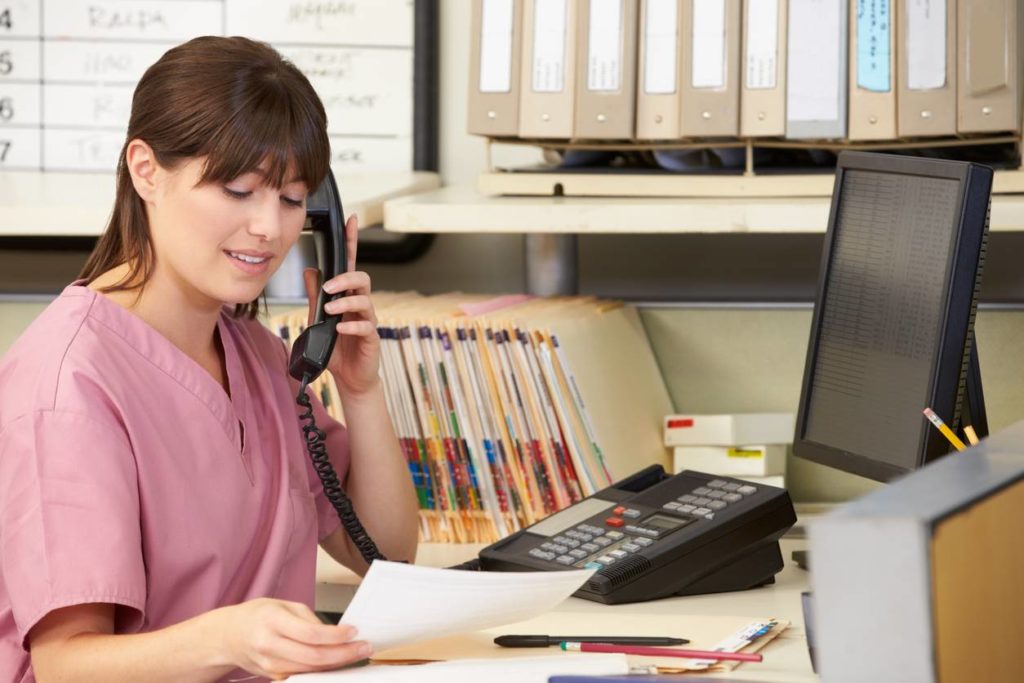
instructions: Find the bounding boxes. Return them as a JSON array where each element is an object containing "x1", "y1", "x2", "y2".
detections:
[{"x1": 213, "y1": 597, "x2": 371, "y2": 680}]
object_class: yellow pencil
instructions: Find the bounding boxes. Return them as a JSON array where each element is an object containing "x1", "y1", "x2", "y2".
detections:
[
  {"x1": 922, "y1": 408, "x2": 967, "y2": 452},
  {"x1": 963, "y1": 425, "x2": 980, "y2": 446}
]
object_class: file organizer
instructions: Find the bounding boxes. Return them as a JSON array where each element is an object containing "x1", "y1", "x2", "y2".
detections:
[{"x1": 271, "y1": 293, "x2": 673, "y2": 543}]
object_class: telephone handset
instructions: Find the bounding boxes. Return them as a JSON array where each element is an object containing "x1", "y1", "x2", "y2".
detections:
[{"x1": 288, "y1": 170, "x2": 387, "y2": 566}]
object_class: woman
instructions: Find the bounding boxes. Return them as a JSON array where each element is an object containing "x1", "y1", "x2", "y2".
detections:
[{"x1": 0, "y1": 36, "x2": 418, "y2": 682}]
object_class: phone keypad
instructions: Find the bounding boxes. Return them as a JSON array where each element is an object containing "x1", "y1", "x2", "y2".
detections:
[
  {"x1": 663, "y1": 479, "x2": 759, "y2": 520},
  {"x1": 528, "y1": 478, "x2": 762, "y2": 570}
]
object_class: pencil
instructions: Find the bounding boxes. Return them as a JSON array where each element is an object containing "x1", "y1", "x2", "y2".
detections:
[
  {"x1": 922, "y1": 408, "x2": 967, "y2": 452},
  {"x1": 963, "y1": 425, "x2": 980, "y2": 446},
  {"x1": 561, "y1": 641, "x2": 763, "y2": 663}
]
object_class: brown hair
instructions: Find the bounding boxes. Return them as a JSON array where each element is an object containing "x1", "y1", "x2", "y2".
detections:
[{"x1": 79, "y1": 36, "x2": 330, "y2": 318}]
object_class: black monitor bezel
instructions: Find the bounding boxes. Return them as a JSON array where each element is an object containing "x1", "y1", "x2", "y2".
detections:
[{"x1": 793, "y1": 151, "x2": 992, "y2": 482}]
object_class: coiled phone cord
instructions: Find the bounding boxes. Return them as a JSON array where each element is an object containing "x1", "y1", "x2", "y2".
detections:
[{"x1": 296, "y1": 374, "x2": 387, "y2": 566}]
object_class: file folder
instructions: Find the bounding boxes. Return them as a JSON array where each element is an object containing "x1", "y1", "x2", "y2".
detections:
[
  {"x1": 897, "y1": 0, "x2": 956, "y2": 137},
  {"x1": 636, "y1": 0, "x2": 683, "y2": 139},
  {"x1": 519, "y1": 0, "x2": 579, "y2": 139},
  {"x1": 468, "y1": 0, "x2": 523, "y2": 137},
  {"x1": 740, "y1": 0, "x2": 787, "y2": 137},
  {"x1": 574, "y1": 0, "x2": 639, "y2": 139},
  {"x1": 786, "y1": 0, "x2": 848, "y2": 139},
  {"x1": 957, "y1": 0, "x2": 1023, "y2": 134},
  {"x1": 679, "y1": 0, "x2": 741, "y2": 137},
  {"x1": 848, "y1": 0, "x2": 897, "y2": 140}
]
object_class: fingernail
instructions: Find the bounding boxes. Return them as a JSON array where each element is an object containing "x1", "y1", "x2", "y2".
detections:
[
  {"x1": 358, "y1": 643, "x2": 373, "y2": 658},
  {"x1": 323, "y1": 281, "x2": 339, "y2": 294}
]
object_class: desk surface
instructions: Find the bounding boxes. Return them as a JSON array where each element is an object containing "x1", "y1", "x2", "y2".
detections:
[{"x1": 315, "y1": 539, "x2": 816, "y2": 682}]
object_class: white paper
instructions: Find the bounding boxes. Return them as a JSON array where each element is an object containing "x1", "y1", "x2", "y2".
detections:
[
  {"x1": 587, "y1": 0, "x2": 623, "y2": 92},
  {"x1": 691, "y1": 0, "x2": 726, "y2": 89},
  {"x1": 787, "y1": 0, "x2": 842, "y2": 122},
  {"x1": 479, "y1": 0, "x2": 515, "y2": 93},
  {"x1": 643, "y1": 0, "x2": 679, "y2": 94},
  {"x1": 745, "y1": 0, "x2": 779, "y2": 89},
  {"x1": 339, "y1": 561, "x2": 596, "y2": 653},
  {"x1": 906, "y1": 0, "x2": 946, "y2": 90},
  {"x1": 532, "y1": 0, "x2": 569, "y2": 92},
  {"x1": 291, "y1": 653, "x2": 630, "y2": 682}
]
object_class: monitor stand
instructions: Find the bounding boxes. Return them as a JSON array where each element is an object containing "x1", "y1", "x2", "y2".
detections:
[{"x1": 791, "y1": 335, "x2": 987, "y2": 573}]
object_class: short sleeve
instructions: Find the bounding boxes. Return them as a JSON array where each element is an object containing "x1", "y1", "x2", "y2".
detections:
[{"x1": 0, "y1": 410, "x2": 146, "y2": 648}]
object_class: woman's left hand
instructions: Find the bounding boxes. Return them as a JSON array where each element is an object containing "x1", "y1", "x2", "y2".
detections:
[{"x1": 302, "y1": 214, "x2": 382, "y2": 398}]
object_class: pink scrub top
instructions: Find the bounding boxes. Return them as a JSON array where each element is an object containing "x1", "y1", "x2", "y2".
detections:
[{"x1": 0, "y1": 281, "x2": 349, "y2": 682}]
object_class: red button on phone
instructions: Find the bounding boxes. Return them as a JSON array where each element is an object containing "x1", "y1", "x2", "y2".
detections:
[
  {"x1": 605, "y1": 517, "x2": 625, "y2": 527},
  {"x1": 613, "y1": 506, "x2": 626, "y2": 516}
]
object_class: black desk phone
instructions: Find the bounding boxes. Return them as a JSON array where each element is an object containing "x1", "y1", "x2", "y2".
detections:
[
  {"x1": 291, "y1": 172, "x2": 798, "y2": 601},
  {"x1": 479, "y1": 465, "x2": 796, "y2": 604}
]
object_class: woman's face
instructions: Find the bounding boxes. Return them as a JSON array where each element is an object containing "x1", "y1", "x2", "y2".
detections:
[{"x1": 147, "y1": 155, "x2": 309, "y2": 308}]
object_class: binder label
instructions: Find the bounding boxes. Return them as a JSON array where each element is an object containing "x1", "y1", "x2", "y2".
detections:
[
  {"x1": 587, "y1": 0, "x2": 624, "y2": 92},
  {"x1": 643, "y1": 0, "x2": 679, "y2": 94},
  {"x1": 692, "y1": 0, "x2": 727, "y2": 89},
  {"x1": 856, "y1": 0, "x2": 892, "y2": 92},
  {"x1": 787, "y1": 0, "x2": 842, "y2": 122},
  {"x1": 479, "y1": 0, "x2": 515, "y2": 93},
  {"x1": 745, "y1": 0, "x2": 779, "y2": 90},
  {"x1": 906, "y1": 0, "x2": 947, "y2": 91},
  {"x1": 532, "y1": 0, "x2": 569, "y2": 92}
]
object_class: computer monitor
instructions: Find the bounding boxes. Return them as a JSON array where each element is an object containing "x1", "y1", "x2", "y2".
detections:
[{"x1": 793, "y1": 152, "x2": 993, "y2": 483}]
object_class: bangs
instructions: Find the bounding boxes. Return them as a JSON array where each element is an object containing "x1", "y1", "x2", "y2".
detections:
[{"x1": 198, "y1": 80, "x2": 330, "y2": 191}]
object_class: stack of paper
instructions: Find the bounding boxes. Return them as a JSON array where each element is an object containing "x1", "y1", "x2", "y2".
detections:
[{"x1": 271, "y1": 293, "x2": 672, "y2": 543}]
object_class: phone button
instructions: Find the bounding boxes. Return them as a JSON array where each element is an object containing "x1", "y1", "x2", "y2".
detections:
[
  {"x1": 580, "y1": 543, "x2": 600, "y2": 553},
  {"x1": 592, "y1": 536, "x2": 613, "y2": 547},
  {"x1": 612, "y1": 506, "x2": 626, "y2": 516},
  {"x1": 555, "y1": 555, "x2": 576, "y2": 565},
  {"x1": 605, "y1": 517, "x2": 625, "y2": 527},
  {"x1": 633, "y1": 537, "x2": 655, "y2": 547},
  {"x1": 529, "y1": 549, "x2": 556, "y2": 561},
  {"x1": 584, "y1": 561, "x2": 604, "y2": 570},
  {"x1": 605, "y1": 530, "x2": 625, "y2": 540}
]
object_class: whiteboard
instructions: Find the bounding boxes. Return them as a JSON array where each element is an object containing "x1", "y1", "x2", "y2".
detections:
[{"x1": 0, "y1": 0, "x2": 417, "y2": 173}]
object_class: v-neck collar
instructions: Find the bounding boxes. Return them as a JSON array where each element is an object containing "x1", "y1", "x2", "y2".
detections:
[{"x1": 66, "y1": 280, "x2": 246, "y2": 447}]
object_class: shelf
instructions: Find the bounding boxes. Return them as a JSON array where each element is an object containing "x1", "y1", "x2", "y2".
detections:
[
  {"x1": 384, "y1": 184, "x2": 1024, "y2": 234},
  {"x1": 0, "y1": 169, "x2": 440, "y2": 237},
  {"x1": 478, "y1": 168, "x2": 1024, "y2": 198}
]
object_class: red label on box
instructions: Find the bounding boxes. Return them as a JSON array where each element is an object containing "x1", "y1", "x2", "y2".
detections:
[{"x1": 667, "y1": 418, "x2": 695, "y2": 429}]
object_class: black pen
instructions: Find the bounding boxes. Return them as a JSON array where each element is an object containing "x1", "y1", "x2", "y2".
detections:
[{"x1": 494, "y1": 634, "x2": 689, "y2": 648}]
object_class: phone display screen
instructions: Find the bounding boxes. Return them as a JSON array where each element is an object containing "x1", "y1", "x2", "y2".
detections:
[{"x1": 528, "y1": 498, "x2": 615, "y2": 537}]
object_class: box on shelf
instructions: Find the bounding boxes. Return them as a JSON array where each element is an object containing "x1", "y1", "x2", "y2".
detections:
[
  {"x1": 673, "y1": 444, "x2": 786, "y2": 477},
  {"x1": 664, "y1": 413, "x2": 795, "y2": 447}
]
